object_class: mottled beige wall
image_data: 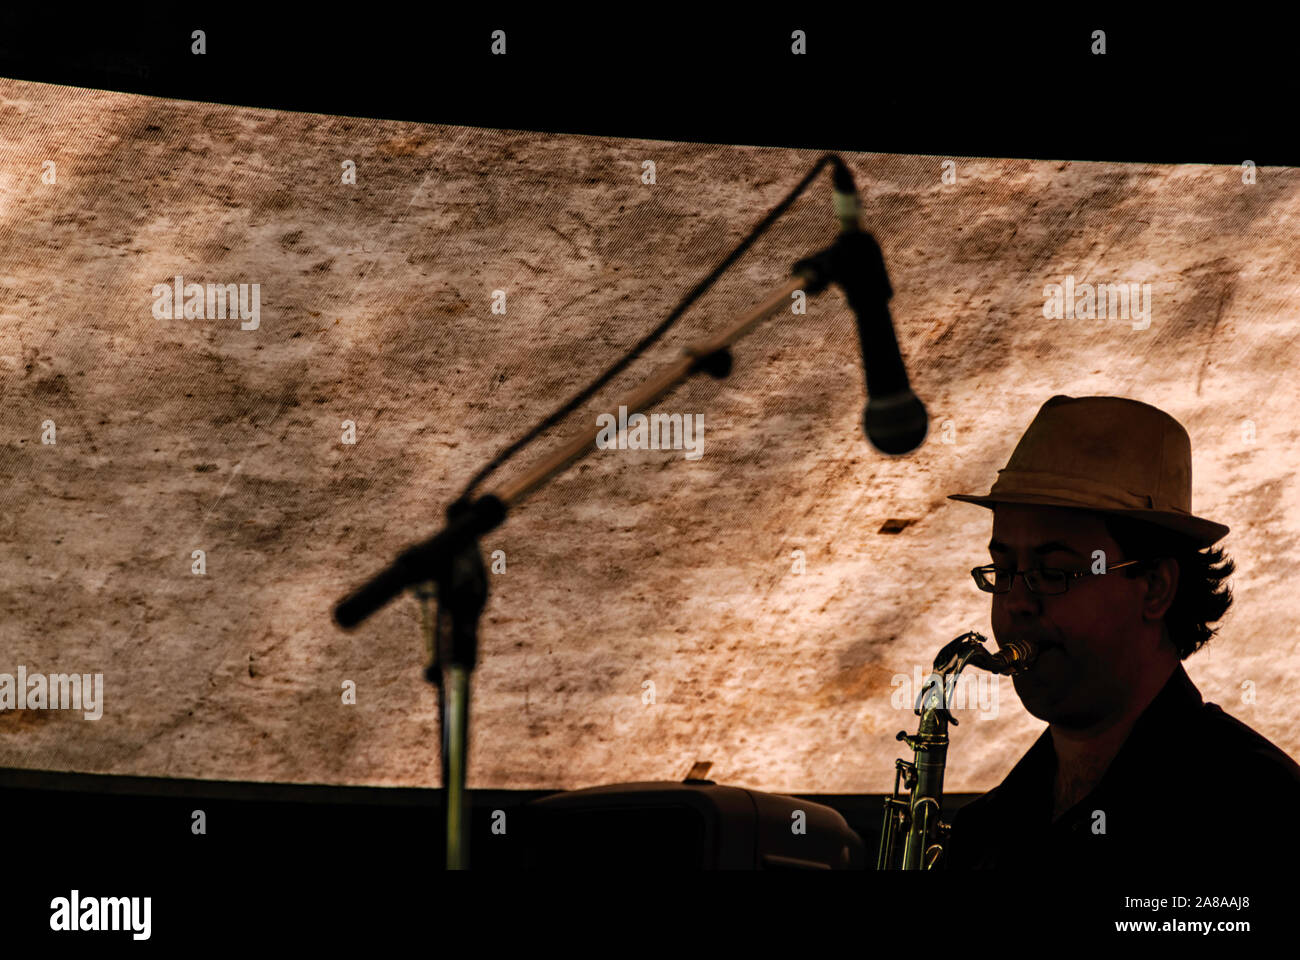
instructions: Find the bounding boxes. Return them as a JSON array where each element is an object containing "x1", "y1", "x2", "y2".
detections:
[{"x1": 1, "y1": 78, "x2": 1296, "y2": 792}]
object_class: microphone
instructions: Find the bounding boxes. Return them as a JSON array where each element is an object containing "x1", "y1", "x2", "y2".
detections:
[{"x1": 828, "y1": 158, "x2": 929, "y2": 455}]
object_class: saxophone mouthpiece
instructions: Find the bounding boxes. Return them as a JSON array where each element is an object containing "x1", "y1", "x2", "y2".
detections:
[{"x1": 991, "y1": 638, "x2": 1040, "y2": 674}]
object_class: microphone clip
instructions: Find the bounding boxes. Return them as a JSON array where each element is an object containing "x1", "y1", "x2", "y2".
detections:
[{"x1": 792, "y1": 230, "x2": 893, "y2": 304}]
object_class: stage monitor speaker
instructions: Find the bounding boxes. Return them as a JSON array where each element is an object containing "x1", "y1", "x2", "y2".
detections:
[{"x1": 523, "y1": 780, "x2": 864, "y2": 869}]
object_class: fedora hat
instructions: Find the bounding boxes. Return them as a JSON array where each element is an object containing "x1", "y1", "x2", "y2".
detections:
[{"x1": 948, "y1": 395, "x2": 1229, "y2": 547}]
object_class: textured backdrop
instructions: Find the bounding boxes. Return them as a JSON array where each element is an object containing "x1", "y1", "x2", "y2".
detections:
[{"x1": 1, "y1": 77, "x2": 1296, "y2": 792}]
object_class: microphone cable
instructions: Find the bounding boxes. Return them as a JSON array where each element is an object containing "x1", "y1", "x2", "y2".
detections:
[{"x1": 458, "y1": 152, "x2": 849, "y2": 502}]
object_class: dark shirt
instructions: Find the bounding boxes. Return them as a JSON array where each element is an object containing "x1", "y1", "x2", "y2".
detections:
[{"x1": 943, "y1": 662, "x2": 1300, "y2": 872}]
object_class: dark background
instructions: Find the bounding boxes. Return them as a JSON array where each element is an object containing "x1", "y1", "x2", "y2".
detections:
[
  {"x1": 1, "y1": 10, "x2": 1293, "y2": 165},
  {"x1": 2, "y1": 765, "x2": 963, "y2": 869}
]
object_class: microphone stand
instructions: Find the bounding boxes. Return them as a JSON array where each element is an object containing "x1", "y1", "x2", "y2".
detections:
[{"x1": 333, "y1": 217, "x2": 903, "y2": 871}]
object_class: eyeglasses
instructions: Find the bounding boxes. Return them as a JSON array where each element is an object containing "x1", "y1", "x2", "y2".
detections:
[{"x1": 970, "y1": 560, "x2": 1148, "y2": 595}]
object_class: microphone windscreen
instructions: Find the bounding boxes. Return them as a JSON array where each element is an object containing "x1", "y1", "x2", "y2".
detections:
[{"x1": 864, "y1": 391, "x2": 929, "y2": 455}]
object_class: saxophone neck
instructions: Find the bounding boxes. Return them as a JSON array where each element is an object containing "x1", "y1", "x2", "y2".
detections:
[{"x1": 939, "y1": 631, "x2": 1039, "y2": 675}]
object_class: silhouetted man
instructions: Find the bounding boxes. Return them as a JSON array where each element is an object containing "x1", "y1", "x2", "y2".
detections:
[{"x1": 942, "y1": 395, "x2": 1300, "y2": 872}]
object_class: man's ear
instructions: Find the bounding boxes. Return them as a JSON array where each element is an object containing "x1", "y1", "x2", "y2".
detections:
[{"x1": 1141, "y1": 557, "x2": 1179, "y2": 622}]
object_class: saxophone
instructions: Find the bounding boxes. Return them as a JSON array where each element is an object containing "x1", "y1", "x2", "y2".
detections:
[{"x1": 876, "y1": 631, "x2": 1039, "y2": 870}]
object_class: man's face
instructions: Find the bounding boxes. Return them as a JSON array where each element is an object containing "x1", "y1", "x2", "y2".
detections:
[{"x1": 988, "y1": 504, "x2": 1151, "y2": 727}]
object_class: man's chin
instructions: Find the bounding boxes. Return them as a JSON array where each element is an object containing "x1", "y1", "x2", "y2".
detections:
[
  {"x1": 1013, "y1": 682, "x2": 1102, "y2": 728},
  {"x1": 1012, "y1": 674, "x2": 1072, "y2": 722}
]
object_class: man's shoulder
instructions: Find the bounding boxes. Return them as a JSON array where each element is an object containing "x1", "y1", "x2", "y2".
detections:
[
  {"x1": 948, "y1": 786, "x2": 1007, "y2": 832},
  {"x1": 1180, "y1": 697, "x2": 1300, "y2": 789}
]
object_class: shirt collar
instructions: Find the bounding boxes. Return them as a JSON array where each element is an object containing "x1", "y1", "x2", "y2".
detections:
[{"x1": 985, "y1": 662, "x2": 1203, "y2": 813}]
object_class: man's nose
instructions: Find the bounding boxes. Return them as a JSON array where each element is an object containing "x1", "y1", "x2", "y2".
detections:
[{"x1": 999, "y1": 570, "x2": 1041, "y2": 614}]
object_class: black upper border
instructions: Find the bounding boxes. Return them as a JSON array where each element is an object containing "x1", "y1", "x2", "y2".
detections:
[{"x1": 0, "y1": 11, "x2": 1293, "y2": 165}]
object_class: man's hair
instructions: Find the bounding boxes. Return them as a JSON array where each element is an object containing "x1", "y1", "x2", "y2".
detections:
[{"x1": 1101, "y1": 513, "x2": 1235, "y2": 660}]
